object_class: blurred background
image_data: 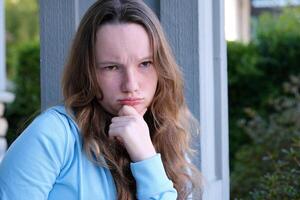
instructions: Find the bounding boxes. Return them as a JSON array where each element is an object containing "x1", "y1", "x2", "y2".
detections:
[
  {"x1": 1, "y1": 0, "x2": 39, "y2": 148},
  {"x1": 225, "y1": 0, "x2": 300, "y2": 199},
  {"x1": 1, "y1": 0, "x2": 300, "y2": 199}
]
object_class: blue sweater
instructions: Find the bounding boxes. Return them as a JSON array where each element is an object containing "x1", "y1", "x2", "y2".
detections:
[{"x1": 0, "y1": 106, "x2": 177, "y2": 199}]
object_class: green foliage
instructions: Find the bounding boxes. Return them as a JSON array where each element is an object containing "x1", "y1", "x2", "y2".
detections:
[
  {"x1": 5, "y1": 42, "x2": 40, "y2": 145},
  {"x1": 5, "y1": 0, "x2": 39, "y2": 45},
  {"x1": 4, "y1": 0, "x2": 40, "y2": 145},
  {"x1": 229, "y1": 6, "x2": 300, "y2": 199},
  {"x1": 254, "y1": 8, "x2": 300, "y2": 96},
  {"x1": 250, "y1": 150, "x2": 300, "y2": 200},
  {"x1": 227, "y1": 42, "x2": 262, "y2": 168},
  {"x1": 5, "y1": 0, "x2": 39, "y2": 79},
  {"x1": 256, "y1": 7, "x2": 300, "y2": 39},
  {"x1": 231, "y1": 75, "x2": 300, "y2": 199}
]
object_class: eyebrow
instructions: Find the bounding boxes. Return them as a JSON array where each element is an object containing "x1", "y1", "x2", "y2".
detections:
[
  {"x1": 140, "y1": 56, "x2": 153, "y2": 60},
  {"x1": 97, "y1": 61, "x2": 121, "y2": 66},
  {"x1": 96, "y1": 56, "x2": 153, "y2": 66}
]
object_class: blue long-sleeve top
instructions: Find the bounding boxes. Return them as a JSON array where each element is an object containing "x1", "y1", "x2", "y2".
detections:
[{"x1": 0, "y1": 106, "x2": 177, "y2": 199}]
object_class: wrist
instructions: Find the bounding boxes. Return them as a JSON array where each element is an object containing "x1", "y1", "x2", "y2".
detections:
[{"x1": 131, "y1": 146, "x2": 157, "y2": 162}]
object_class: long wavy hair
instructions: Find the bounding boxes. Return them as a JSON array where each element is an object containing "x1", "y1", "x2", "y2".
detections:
[{"x1": 62, "y1": 0, "x2": 201, "y2": 199}]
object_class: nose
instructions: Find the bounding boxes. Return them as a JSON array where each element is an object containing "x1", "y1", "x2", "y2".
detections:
[{"x1": 121, "y1": 68, "x2": 139, "y2": 93}]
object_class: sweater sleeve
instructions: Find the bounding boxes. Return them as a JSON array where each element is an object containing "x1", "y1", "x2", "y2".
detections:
[
  {"x1": 130, "y1": 154, "x2": 178, "y2": 199},
  {"x1": 0, "y1": 109, "x2": 72, "y2": 200}
]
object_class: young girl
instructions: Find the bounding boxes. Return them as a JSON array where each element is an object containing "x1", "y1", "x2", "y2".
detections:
[{"x1": 0, "y1": 0, "x2": 201, "y2": 199}]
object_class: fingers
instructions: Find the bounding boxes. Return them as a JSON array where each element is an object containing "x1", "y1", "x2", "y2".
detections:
[
  {"x1": 108, "y1": 126, "x2": 124, "y2": 139},
  {"x1": 108, "y1": 127, "x2": 125, "y2": 145},
  {"x1": 118, "y1": 105, "x2": 148, "y2": 117},
  {"x1": 109, "y1": 121, "x2": 132, "y2": 129},
  {"x1": 108, "y1": 105, "x2": 155, "y2": 162}
]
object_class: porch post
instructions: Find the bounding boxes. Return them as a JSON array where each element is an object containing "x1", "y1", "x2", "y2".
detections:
[
  {"x1": 160, "y1": 0, "x2": 229, "y2": 199},
  {"x1": 40, "y1": 0, "x2": 95, "y2": 110},
  {"x1": 0, "y1": 0, "x2": 15, "y2": 162}
]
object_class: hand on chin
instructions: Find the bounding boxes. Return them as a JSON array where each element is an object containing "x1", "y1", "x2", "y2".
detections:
[{"x1": 108, "y1": 105, "x2": 156, "y2": 162}]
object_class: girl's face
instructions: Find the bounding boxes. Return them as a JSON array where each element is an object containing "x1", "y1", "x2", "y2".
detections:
[{"x1": 95, "y1": 23, "x2": 158, "y2": 115}]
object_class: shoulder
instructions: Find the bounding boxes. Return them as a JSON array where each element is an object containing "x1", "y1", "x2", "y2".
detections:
[
  {"x1": 0, "y1": 106, "x2": 81, "y2": 199},
  {"x1": 23, "y1": 105, "x2": 78, "y2": 141},
  {"x1": 6, "y1": 105, "x2": 80, "y2": 165},
  {"x1": 31, "y1": 105, "x2": 75, "y2": 131}
]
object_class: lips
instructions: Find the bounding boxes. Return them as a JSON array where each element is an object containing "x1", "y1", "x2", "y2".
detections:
[{"x1": 118, "y1": 98, "x2": 144, "y2": 106}]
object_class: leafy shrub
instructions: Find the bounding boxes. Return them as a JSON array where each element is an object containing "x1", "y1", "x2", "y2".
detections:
[
  {"x1": 227, "y1": 42, "x2": 261, "y2": 168},
  {"x1": 5, "y1": 0, "x2": 39, "y2": 79},
  {"x1": 231, "y1": 75, "x2": 300, "y2": 199},
  {"x1": 228, "y1": 7, "x2": 300, "y2": 170},
  {"x1": 5, "y1": 42, "x2": 40, "y2": 145},
  {"x1": 229, "y1": 7, "x2": 300, "y2": 199}
]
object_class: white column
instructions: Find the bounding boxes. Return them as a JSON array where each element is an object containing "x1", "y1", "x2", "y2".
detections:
[
  {"x1": 225, "y1": 0, "x2": 251, "y2": 42},
  {"x1": 225, "y1": 0, "x2": 239, "y2": 41},
  {"x1": 239, "y1": 0, "x2": 251, "y2": 43},
  {"x1": 161, "y1": 0, "x2": 229, "y2": 199},
  {"x1": 0, "y1": 0, "x2": 6, "y2": 91},
  {"x1": 0, "y1": 1, "x2": 14, "y2": 102},
  {"x1": 0, "y1": 0, "x2": 15, "y2": 162}
]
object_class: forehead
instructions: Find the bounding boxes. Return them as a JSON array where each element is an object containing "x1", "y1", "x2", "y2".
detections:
[{"x1": 95, "y1": 23, "x2": 152, "y2": 61}]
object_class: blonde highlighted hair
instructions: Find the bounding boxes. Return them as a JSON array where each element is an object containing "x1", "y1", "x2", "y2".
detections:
[{"x1": 62, "y1": 0, "x2": 201, "y2": 199}]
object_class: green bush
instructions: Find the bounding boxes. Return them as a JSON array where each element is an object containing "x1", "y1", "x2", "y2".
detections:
[
  {"x1": 227, "y1": 42, "x2": 261, "y2": 169},
  {"x1": 5, "y1": 0, "x2": 39, "y2": 79},
  {"x1": 5, "y1": 42, "x2": 40, "y2": 145},
  {"x1": 229, "y1": 7, "x2": 300, "y2": 167},
  {"x1": 231, "y1": 75, "x2": 300, "y2": 199},
  {"x1": 229, "y1": 7, "x2": 300, "y2": 199}
]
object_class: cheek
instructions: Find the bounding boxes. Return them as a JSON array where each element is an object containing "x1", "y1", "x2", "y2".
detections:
[
  {"x1": 100, "y1": 84, "x2": 118, "y2": 103},
  {"x1": 97, "y1": 75, "x2": 118, "y2": 92},
  {"x1": 145, "y1": 73, "x2": 158, "y2": 95}
]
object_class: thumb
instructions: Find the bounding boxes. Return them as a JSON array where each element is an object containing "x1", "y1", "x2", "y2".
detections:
[{"x1": 118, "y1": 105, "x2": 139, "y2": 116}]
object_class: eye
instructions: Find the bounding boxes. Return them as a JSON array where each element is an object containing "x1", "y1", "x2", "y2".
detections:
[
  {"x1": 103, "y1": 65, "x2": 119, "y2": 71},
  {"x1": 140, "y1": 61, "x2": 152, "y2": 68}
]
